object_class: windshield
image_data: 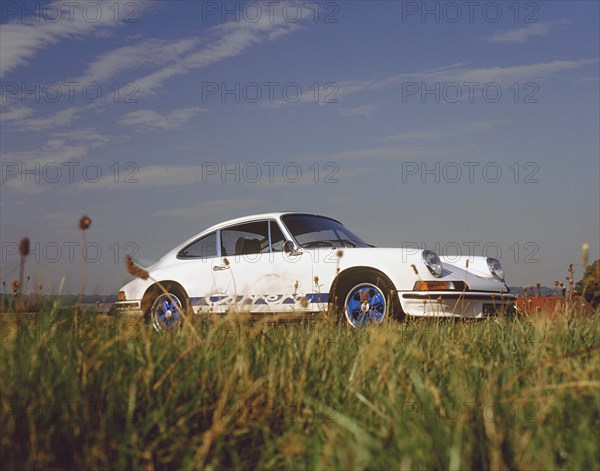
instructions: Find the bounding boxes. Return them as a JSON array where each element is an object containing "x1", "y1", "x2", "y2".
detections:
[{"x1": 281, "y1": 214, "x2": 373, "y2": 248}]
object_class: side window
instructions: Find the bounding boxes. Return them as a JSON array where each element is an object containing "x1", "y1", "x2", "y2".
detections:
[
  {"x1": 178, "y1": 232, "x2": 217, "y2": 259},
  {"x1": 221, "y1": 221, "x2": 270, "y2": 256},
  {"x1": 270, "y1": 221, "x2": 286, "y2": 252}
]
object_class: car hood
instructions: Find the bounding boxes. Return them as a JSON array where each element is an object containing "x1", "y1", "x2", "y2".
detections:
[{"x1": 329, "y1": 247, "x2": 509, "y2": 293}]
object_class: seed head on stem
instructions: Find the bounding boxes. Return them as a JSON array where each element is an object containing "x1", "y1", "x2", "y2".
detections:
[
  {"x1": 125, "y1": 255, "x2": 149, "y2": 280},
  {"x1": 18, "y1": 237, "x2": 29, "y2": 295}
]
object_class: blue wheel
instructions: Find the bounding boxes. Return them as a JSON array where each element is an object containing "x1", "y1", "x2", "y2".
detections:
[
  {"x1": 344, "y1": 282, "x2": 387, "y2": 327},
  {"x1": 150, "y1": 292, "x2": 184, "y2": 332}
]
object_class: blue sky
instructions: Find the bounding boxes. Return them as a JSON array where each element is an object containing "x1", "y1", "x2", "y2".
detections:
[{"x1": 1, "y1": 0, "x2": 598, "y2": 294}]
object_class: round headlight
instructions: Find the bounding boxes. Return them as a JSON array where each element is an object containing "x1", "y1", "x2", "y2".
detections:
[
  {"x1": 422, "y1": 250, "x2": 443, "y2": 277},
  {"x1": 487, "y1": 257, "x2": 504, "y2": 282}
]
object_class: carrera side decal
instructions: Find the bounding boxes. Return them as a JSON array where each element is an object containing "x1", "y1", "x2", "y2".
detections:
[{"x1": 189, "y1": 293, "x2": 329, "y2": 307}]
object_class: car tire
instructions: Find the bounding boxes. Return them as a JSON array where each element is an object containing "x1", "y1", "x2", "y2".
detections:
[
  {"x1": 337, "y1": 270, "x2": 404, "y2": 327},
  {"x1": 145, "y1": 284, "x2": 189, "y2": 332}
]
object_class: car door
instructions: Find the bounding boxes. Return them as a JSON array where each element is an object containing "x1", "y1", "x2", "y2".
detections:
[
  {"x1": 213, "y1": 219, "x2": 315, "y2": 315},
  {"x1": 174, "y1": 231, "x2": 231, "y2": 314}
]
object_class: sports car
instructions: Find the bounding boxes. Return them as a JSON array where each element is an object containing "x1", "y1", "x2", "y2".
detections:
[{"x1": 110, "y1": 212, "x2": 516, "y2": 330}]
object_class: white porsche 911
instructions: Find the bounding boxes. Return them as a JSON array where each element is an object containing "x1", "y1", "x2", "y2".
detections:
[{"x1": 111, "y1": 212, "x2": 516, "y2": 330}]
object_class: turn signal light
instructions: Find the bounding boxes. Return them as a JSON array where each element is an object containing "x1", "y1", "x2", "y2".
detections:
[
  {"x1": 117, "y1": 291, "x2": 126, "y2": 301},
  {"x1": 413, "y1": 281, "x2": 456, "y2": 291}
]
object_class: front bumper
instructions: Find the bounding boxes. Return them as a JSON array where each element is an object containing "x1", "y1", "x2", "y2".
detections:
[
  {"x1": 400, "y1": 291, "x2": 517, "y2": 318},
  {"x1": 108, "y1": 300, "x2": 144, "y2": 317}
]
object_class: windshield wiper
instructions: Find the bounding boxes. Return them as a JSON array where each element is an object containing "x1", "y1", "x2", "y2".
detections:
[
  {"x1": 301, "y1": 239, "x2": 361, "y2": 248},
  {"x1": 301, "y1": 240, "x2": 337, "y2": 248},
  {"x1": 333, "y1": 239, "x2": 358, "y2": 248}
]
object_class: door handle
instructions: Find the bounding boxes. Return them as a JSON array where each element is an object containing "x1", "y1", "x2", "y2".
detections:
[{"x1": 213, "y1": 265, "x2": 230, "y2": 271}]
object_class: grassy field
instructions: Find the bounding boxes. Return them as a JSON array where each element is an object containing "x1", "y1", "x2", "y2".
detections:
[{"x1": 1, "y1": 304, "x2": 598, "y2": 470}]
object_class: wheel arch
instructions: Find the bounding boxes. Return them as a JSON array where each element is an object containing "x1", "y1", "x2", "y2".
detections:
[
  {"x1": 141, "y1": 280, "x2": 189, "y2": 313},
  {"x1": 329, "y1": 266, "x2": 397, "y2": 307}
]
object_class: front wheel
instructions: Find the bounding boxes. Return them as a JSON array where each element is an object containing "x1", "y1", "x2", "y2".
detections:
[
  {"x1": 148, "y1": 287, "x2": 187, "y2": 332},
  {"x1": 338, "y1": 271, "x2": 404, "y2": 327}
]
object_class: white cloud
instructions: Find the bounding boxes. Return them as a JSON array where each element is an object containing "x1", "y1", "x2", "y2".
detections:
[
  {"x1": 487, "y1": 20, "x2": 570, "y2": 44},
  {"x1": 264, "y1": 58, "x2": 598, "y2": 108},
  {"x1": 1, "y1": 128, "x2": 108, "y2": 165},
  {"x1": 319, "y1": 59, "x2": 599, "y2": 103},
  {"x1": 338, "y1": 103, "x2": 381, "y2": 118},
  {"x1": 1, "y1": 138, "x2": 86, "y2": 165},
  {"x1": 51, "y1": 128, "x2": 110, "y2": 145},
  {"x1": 298, "y1": 146, "x2": 439, "y2": 162},
  {"x1": 437, "y1": 59, "x2": 598, "y2": 84},
  {"x1": 10, "y1": 107, "x2": 84, "y2": 131},
  {"x1": 0, "y1": 1, "x2": 152, "y2": 77},
  {"x1": 132, "y1": 7, "x2": 305, "y2": 95},
  {"x1": 377, "y1": 121, "x2": 504, "y2": 142},
  {"x1": 377, "y1": 131, "x2": 445, "y2": 142},
  {"x1": 0, "y1": 105, "x2": 34, "y2": 122},
  {"x1": 86, "y1": 165, "x2": 206, "y2": 189},
  {"x1": 118, "y1": 107, "x2": 204, "y2": 129},
  {"x1": 74, "y1": 38, "x2": 201, "y2": 84},
  {"x1": 0, "y1": 128, "x2": 110, "y2": 193}
]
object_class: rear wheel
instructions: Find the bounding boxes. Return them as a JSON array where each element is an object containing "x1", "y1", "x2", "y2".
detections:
[
  {"x1": 337, "y1": 271, "x2": 404, "y2": 327},
  {"x1": 146, "y1": 285, "x2": 188, "y2": 332}
]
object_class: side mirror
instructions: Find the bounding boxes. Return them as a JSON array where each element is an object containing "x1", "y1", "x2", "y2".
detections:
[{"x1": 283, "y1": 240, "x2": 300, "y2": 255}]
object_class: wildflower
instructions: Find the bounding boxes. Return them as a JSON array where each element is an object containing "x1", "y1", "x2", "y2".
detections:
[
  {"x1": 79, "y1": 215, "x2": 92, "y2": 231},
  {"x1": 581, "y1": 243, "x2": 589, "y2": 267},
  {"x1": 19, "y1": 237, "x2": 30, "y2": 256},
  {"x1": 18, "y1": 238, "x2": 30, "y2": 295},
  {"x1": 12, "y1": 280, "x2": 19, "y2": 295}
]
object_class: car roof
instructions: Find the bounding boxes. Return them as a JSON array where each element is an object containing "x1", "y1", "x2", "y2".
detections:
[
  {"x1": 201, "y1": 211, "x2": 339, "y2": 232},
  {"x1": 165, "y1": 212, "x2": 341, "y2": 258}
]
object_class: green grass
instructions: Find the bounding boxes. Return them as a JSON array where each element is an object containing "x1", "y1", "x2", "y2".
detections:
[{"x1": 1, "y1": 305, "x2": 599, "y2": 470}]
